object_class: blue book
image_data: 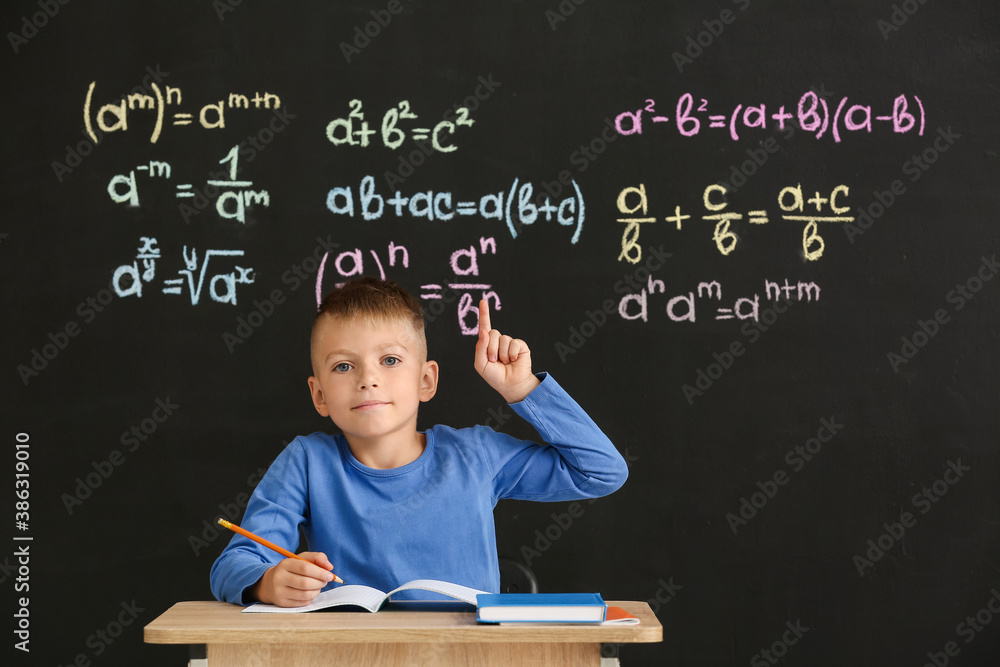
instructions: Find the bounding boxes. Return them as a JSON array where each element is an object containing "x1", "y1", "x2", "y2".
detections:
[{"x1": 476, "y1": 593, "x2": 607, "y2": 623}]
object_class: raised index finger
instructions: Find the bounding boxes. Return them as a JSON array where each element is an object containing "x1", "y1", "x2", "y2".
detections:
[{"x1": 478, "y1": 299, "x2": 492, "y2": 336}]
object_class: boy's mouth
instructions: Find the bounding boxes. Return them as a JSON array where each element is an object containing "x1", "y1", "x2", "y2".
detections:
[{"x1": 352, "y1": 400, "x2": 389, "y2": 411}]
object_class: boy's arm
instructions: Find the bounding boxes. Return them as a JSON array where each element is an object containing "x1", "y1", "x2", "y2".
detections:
[
  {"x1": 486, "y1": 372, "x2": 629, "y2": 501},
  {"x1": 209, "y1": 440, "x2": 335, "y2": 606},
  {"x1": 474, "y1": 300, "x2": 628, "y2": 500}
]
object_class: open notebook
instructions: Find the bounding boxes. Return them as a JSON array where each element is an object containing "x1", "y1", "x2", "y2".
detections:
[{"x1": 242, "y1": 579, "x2": 485, "y2": 614}]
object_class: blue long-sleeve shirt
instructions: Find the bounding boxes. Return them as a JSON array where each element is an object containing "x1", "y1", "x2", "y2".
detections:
[{"x1": 210, "y1": 373, "x2": 627, "y2": 604}]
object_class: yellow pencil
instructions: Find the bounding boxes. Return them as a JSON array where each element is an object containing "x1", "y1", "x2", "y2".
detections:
[{"x1": 217, "y1": 518, "x2": 344, "y2": 584}]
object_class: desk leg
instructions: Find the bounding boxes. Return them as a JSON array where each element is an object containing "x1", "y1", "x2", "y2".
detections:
[{"x1": 208, "y1": 641, "x2": 602, "y2": 666}]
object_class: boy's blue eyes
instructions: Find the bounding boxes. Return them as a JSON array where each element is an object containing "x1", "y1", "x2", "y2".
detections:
[{"x1": 332, "y1": 357, "x2": 401, "y2": 373}]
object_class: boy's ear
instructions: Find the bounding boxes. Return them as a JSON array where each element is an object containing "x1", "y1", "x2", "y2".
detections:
[
  {"x1": 419, "y1": 360, "x2": 439, "y2": 402},
  {"x1": 307, "y1": 376, "x2": 330, "y2": 417}
]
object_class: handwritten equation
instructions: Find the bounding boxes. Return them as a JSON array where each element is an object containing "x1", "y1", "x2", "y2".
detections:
[
  {"x1": 327, "y1": 175, "x2": 585, "y2": 244},
  {"x1": 316, "y1": 236, "x2": 501, "y2": 336},
  {"x1": 614, "y1": 92, "x2": 926, "y2": 143},
  {"x1": 617, "y1": 183, "x2": 853, "y2": 262},
  {"x1": 619, "y1": 277, "x2": 820, "y2": 324},
  {"x1": 84, "y1": 81, "x2": 281, "y2": 143},
  {"x1": 112, "y1": 237, "x2": 254, "y2": 306},
  {"x1": 326, "y1": 100, "x2": 475, "y2": 153},
  {"x1": 107, "y1": 146, "x2": 269, "y2": 224}
]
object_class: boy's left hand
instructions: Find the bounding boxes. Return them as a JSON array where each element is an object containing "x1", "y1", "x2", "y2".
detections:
[{"x1": 474, "y1": 300, "x2": 540, "y2": 404}]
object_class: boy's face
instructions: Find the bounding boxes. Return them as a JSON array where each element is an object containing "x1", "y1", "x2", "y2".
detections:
[{"x1": 307, "y1": 314, "x2": 438, "y2": 450}]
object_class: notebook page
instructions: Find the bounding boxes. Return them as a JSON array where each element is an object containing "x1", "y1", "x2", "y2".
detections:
[{"x1": 242, "y1": 584, "x2": 388, "y2": 613}]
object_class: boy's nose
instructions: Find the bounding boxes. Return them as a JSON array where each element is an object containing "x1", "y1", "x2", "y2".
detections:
[{"x1": 358, "y1": 367, "x2": 380, "y2": 389}]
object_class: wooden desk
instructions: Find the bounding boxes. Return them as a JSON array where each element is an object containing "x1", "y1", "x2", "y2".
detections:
[{"x1": 145, "y1": 600, "x2": 662, "y2": 666}]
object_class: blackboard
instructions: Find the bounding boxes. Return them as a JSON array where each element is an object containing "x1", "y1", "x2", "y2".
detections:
[{"x1": 4, "y1": 1, "x2": 1000, "y2": 665}]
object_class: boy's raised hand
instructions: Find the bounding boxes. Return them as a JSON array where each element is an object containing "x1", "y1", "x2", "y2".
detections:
[
  {"x1": 474, "y1": 300, "x2": 540, "y2": 404},
  {"x1": 251, "y1": 551, "x2": 336, "y2": 607}
]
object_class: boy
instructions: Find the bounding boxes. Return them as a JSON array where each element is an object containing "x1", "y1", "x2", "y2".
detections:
[{"x1": 210, "y1": 277, "x2": 627, "y2": 606}]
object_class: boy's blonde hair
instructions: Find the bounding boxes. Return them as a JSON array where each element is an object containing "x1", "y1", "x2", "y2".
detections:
[{"x1": 311, "y1": 277, "x2": 427, "y2": 358}]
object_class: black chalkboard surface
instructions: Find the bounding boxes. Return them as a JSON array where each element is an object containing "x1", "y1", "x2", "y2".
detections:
[{"x1": 4, "y1": 1, "x2": 1000, "y2": 665}]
